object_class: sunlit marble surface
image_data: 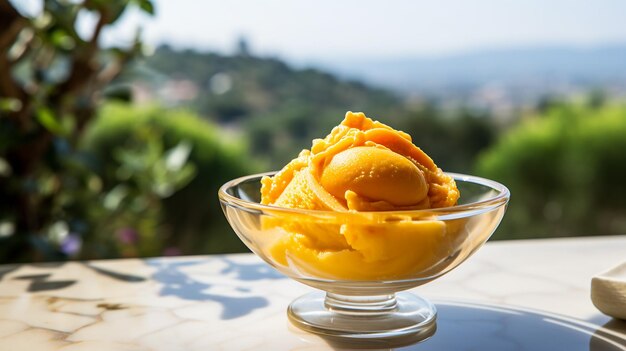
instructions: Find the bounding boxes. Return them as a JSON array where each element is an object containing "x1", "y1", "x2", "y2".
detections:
[{"x1": 0, "y1": 236, "x2": 624, "y2": 350}]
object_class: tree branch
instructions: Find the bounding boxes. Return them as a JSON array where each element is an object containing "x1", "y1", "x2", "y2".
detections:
[
  {"x1": 0, "y1": 0, "x2": 27, "y2": 101},
  {"x1": 0, "y1": 0, "x2": 25, "y2": 47},
  {"x1": 52, "y1": 12, "x2": 108, "y2": 103}
]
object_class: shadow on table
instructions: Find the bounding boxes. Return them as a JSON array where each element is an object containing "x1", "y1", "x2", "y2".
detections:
[
  {"x1": 3, "y1": 262, "x2": 148, "y2": 293},
  {"x1": 294, "y1": 301, "x2": 626, "y2": 351},
  {"x1": 147, "y1": 257, "x2": 285, "y2": 320}
]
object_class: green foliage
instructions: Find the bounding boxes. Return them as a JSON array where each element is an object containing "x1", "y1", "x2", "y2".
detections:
[
  {"x1": 83, "y1": 103, "x2": 259, "y2": 255},
  {"x1": 477, "y1": 102, "x2": 626, "y2": 239},
  {"x1": 88, "y1": 127, "x2": 198, "y2": 258},
  {"x1": 0, "y1": 0, "x2": 155, "y2": 262}
]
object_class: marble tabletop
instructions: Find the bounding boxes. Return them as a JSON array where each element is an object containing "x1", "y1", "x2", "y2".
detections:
[{"x1": 0, "y1": 236, "x2": 624, "y2": 350}]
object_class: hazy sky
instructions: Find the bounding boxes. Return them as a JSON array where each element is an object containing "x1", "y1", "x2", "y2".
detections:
[{"x1": 14, "y1": 0, "x2": 626, "y2": 60}]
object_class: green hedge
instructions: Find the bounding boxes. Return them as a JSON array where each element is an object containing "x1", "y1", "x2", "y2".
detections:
[
  {"x1": 477, "y1": 102, "x2": 626, "y2": 239},
  {"x1": 83, "y1": 103, "x2": 261, "y2": 255}
]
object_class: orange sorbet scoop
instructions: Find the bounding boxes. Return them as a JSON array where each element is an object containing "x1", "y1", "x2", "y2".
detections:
[{"x1": 260, "y1": 112, "x2": 462, "y2": 280}]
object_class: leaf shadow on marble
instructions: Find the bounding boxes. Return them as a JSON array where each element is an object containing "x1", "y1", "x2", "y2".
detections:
[
  {"x1": 0, "y1": 265, "x2": 19, "y2": 281},
  {"x1": 147, "y1": 258, "x2": 285, "y2": 320},
  {"x1": 219, "y1": 257, "x2": 285, "y2": 281},
  {"x1": 3, "y1": 262, "x2": 146, "y2": 293},
  {"x1": 84, "y1": 263, "x2": 146, "y2": 282},
  {"x1": 13, "y1": 273, "x2": 76, "y2": 292}
]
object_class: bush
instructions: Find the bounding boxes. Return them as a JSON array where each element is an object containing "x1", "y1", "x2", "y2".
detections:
[
  {"x1": 0, "y1": 0, "x2": 154, "y2": 263},
  {"x1": 477, "y1": 102, "x2": 626, "y2": 239},
  {"x1": 83, "y1": 103, "x2": 261, "y2": 255}
]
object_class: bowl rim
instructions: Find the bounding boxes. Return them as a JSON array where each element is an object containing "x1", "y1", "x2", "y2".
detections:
[{"x1": 219, "y1": 172, "x2": 510, "y2": 220}]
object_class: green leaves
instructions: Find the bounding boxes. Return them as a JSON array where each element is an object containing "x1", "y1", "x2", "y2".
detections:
[
  {"x1": 165, "y1": 141, "x2": 192, "y2": 172},
  {"x1": 35, "y1": 107, "x2": 76, "y2": 136},
  {"x1": 36, "y1": 107, "x2": 64, "y2": 135},
  {"x1": 44, "y1": 0, "x2": 80, "y2": 34},
  {"x1": 477, "y1": 102, "x2": 626, "y2": 238},
  {"x1": 114, "y1": 129, "x2": 197, "y2": 198},
  {"x1": 50, "y1": 28, "x2": 75, "y2": 50},
  {"x1": 104, "y1": 184, "x2": 129, "y2": 210},
  {"x1": 83, "y1": 0, "x2": 154, "y2": 24},
  {"x1": 0, "y1": 0, "x2": 155, "y2": 262},
  {"x1": 0, "y1": 98, "x2": 22, "y2": 113},
  {"x1": 83, "y1": 0, "x2": 128, "y2": 24},
  {"x1": 134, "y1": 0, "x2": 155, "y2": 15},
  {"x1": 82, "y1": 103, "x2": 257, "y2": 255}
]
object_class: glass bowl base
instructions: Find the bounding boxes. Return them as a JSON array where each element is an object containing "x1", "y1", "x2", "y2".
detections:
[{"x1": 288, "y1": 291, "x2": 437, "y2": 341}]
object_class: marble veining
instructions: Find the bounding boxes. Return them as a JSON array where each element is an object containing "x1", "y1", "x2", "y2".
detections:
[{"x1": 0, "y1": 236, "x2": 623, "y2": 350}]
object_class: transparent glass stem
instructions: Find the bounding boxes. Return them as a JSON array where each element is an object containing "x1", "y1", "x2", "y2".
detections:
[
  {"x1": 288, "y1": 291, "x2": 437, "y2": 341},
  {"x1": 324, "y1": 293, "x2": 398, "y2": 315}
]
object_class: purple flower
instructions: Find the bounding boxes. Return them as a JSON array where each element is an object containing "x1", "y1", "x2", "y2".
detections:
[
  {"x1": 163, "y1": 247, "x2": 181, "y2": 256},
  {"x1": 116, "y1": 227, "x2": 139, "y2": 244},
  {"x1": 61, "y1": 234, "x2": 82, "y2": 256}
]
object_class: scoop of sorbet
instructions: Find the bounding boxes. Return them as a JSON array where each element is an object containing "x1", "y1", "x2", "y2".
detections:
[
  {"x1": 259, "y1": 112, "x2": 461, "y2": 280},
  {"x1": 320, "y1": 146, "x2": 428, "y2": 207}
]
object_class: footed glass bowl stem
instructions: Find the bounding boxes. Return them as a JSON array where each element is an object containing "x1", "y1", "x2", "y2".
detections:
[
  {"x1": 288, "y1": 291, "x2": 437, "y2": 340},
  {"x1": 325, "y1": 293, "x2": 398, "y2": 314}
]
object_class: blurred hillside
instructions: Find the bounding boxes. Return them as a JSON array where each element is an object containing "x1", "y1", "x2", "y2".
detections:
[
  {"x1": 311, "y1": 44, "x2": 626, "y2": 111},
  {"x1": 117, "y1": 46, "x2": 494, "y2": 171},
  {"x1": 119, "y1": 46, "x2": 408, "y2": 169}
]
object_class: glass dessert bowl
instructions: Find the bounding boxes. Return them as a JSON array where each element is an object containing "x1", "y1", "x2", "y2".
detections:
[{"x1": 219, "y1": 172, "x2": 509, "y2": 340}]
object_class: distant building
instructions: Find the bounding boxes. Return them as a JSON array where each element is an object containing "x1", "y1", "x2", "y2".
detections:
[{"x1": 236, "y1": 36, "x2": 251, "y2": 57}]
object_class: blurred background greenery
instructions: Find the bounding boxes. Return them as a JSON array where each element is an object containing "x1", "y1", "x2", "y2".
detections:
[{"x1": 1, "y1": 0, "x2": 625, "y2": 263}]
